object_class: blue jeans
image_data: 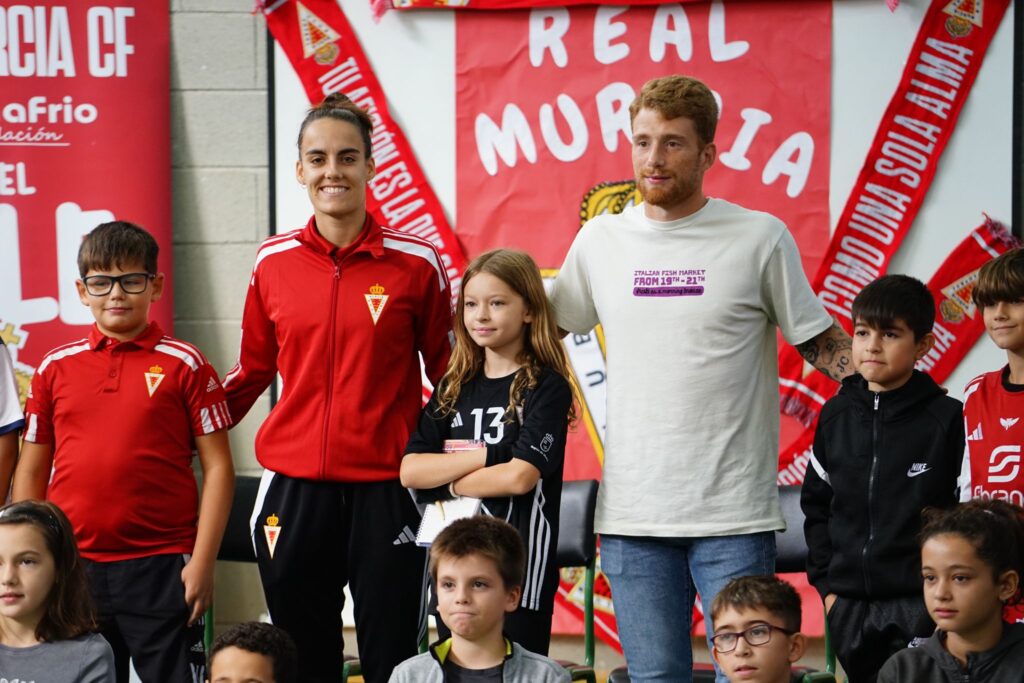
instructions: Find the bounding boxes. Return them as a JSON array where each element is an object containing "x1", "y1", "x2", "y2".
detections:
[{"x1": 601, "y1": 532, "x2": 777, "y2": 683}]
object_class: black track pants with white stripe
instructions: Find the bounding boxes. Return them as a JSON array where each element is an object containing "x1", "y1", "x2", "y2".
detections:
[{"x1": 250, "y1": 473, "x2": 427, "y2": 683}]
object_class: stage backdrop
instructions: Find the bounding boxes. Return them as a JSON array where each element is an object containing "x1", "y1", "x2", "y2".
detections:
[
  {"x1": 271, "y1": 0, "x2": 1015, "y2": 641},
  {"x1": 0, "y1": 1, "x2": 172, "y2": 400}
]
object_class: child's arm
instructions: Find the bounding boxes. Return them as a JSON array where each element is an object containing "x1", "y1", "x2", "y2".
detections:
[
  {"x1": 400, "y1": 447, "x2": 486, "y2": 489},
  {"x1": 182, "y1": 430, "x2": 234, "y2": 626},
  {"x1": 12, "y1": 441, "x2": 53, "y2": 501},
  {"x1": 800, "y1": 423, "x2": 835, "y2": 608},
  {"x1": 453, "y1": 373, "x2": 572, "y2": 498},
  {"x1": 0, "y1": 431, "x2": 18, "y2": 498},
  {"x1": 451, "y1": 458, "x2": 541, "y2": 497},
  {"x1": 400, "y1": 384, "x2": 485, "y2": 489}
]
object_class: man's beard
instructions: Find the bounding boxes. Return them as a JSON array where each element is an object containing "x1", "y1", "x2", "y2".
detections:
[{"x1": 636, "y1": 168, "x2": 699, "y2": 208}]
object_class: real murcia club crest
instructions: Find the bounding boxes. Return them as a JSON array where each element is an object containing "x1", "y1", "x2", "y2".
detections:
[
  {"x1": 944, "y1": 0, "x2": 983, "y2": 37},
  {"x1": 296, "y1": 1, "x2": 340, "y2": 65},
  {"x1": 939, "y1": 270, "x2": 979, "y2": 324},
  {"x1": 264, "y1": 514, "x2": 281, "y2": 559},
  {"x1": 365, "y1": 283, "x2": 389, "y2": 325},
  {"x1": 144, "y1": 365, "x2": 165, "y2": 397}
]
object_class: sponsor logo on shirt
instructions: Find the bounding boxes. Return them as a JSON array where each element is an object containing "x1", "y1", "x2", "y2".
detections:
[
  {"x1": 145, "y1": 365, "x2": 165, "y2": 397},
  {"x1": 451, "y1": 412, "x2": 463, "y2": 428},
  {"x1": 907, "y1": 463, "x2": 932, "y2": 478},
  {"x1": 206, "y1": 376, "x2": 219, "y2": 393},
  {"x1": 989, "y1": 445, "x2": 1022, "y2": 484},
  {"x1": 365, "y1": 283, "x2": 390, "y2": 325},
  {"x1": 1000, "y1": 417, "x2": 1019, "y2": 430}
]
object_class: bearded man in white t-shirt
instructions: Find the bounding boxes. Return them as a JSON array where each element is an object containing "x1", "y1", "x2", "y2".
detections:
[{"x1": 550, "y1": 75, "x2": 852, "y2": 683}]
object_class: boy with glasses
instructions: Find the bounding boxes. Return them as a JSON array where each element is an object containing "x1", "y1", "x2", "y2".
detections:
[
  {"x1": 711, "y1": 576, "x2": 808, "y2": 683},
  {"x1": 14, "y1": 221, "x2": 234, "y2": 683}
]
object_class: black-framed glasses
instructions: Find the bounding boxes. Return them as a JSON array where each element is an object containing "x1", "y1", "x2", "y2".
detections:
[
  {"x1": 81, "y1": 273, "x2": 155, "y2": 296},
  {"x1": 710, "y1": 623, "x2": 794, "y2": 653}
]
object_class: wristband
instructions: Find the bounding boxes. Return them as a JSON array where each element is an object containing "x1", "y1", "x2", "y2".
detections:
[{"x1": 449, "y1": 481, "x2": 457, "y2": 498}]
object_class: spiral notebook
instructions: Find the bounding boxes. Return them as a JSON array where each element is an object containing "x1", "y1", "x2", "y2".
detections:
[{"x1": 414, "y1": 439, "x2": 485, "y2": 547}]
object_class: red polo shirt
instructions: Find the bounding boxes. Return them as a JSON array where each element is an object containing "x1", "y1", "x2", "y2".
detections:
[{"x1": 24, "y1": 322, "x2": 231, "y2": 561}]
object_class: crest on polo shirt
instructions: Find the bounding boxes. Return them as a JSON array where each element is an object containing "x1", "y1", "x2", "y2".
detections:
[
  {"x1": 365, "y1": 283, "x2": 389, "y2": 325},
  {"x1": 144, "y1": 365, "x2": 165, "y2": 397},
  {"x1": 264, "y1": 514, "x2": 281, "y2": 559},
  {"x1": 939, "y1": 270, "x2": 979, "y2": 324},
  {"x1": 296, "y1": 1, "x2": 340, "y2": 65}
]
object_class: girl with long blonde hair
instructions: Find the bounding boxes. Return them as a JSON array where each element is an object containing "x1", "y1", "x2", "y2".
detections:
[{"x1": 402, "y1": 248, "x2": 578, "y2": 656}]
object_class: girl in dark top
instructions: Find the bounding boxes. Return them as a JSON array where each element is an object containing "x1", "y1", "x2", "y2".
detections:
[
  {"x1": 403, "y1": 249, "x2": 578, "y2": 655},
  {"x1": 879, "y1": 499, "x2": 1024, "y2": 682}
]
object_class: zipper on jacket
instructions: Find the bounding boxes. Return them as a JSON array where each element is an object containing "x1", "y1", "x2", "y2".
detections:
[
  {"x1": 320, "y1": 257, "x2": 342, "y2": 479},
  {"x1": 862, "y1": 392, "x2": 881, "y2": 595}
]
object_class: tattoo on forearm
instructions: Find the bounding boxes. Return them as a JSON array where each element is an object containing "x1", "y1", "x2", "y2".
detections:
[{"x1": 795, "y1": 322, "x2": 853, "y2": 382}]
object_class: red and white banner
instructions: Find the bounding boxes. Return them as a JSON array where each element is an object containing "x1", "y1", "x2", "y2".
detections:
[
  {"x1": 456, "y1": 1, "x2": 832, "y2": 277},
  {"x1": 0, "y1": 2, "x2": 171, "y2": 402},
  {"x1": 776, "y1": 0, "x2": 1011, "y2": 436},
  {"x1": 259, "y1": 0, "x2": 467, "y2": 295}
]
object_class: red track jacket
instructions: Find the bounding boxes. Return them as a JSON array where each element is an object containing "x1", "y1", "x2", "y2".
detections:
[{"x1": 224, "y1": 215, "x2": 452, "y2": 481}]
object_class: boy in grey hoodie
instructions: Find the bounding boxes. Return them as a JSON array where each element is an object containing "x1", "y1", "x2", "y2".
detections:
[{"x1": 389, "y1": 517, "x2": 568, "y2": 683}]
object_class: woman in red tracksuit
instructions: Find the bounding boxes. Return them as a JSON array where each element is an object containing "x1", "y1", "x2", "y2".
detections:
[{"x1": 223, "y1": 92, "x2": 452, "y2": 683}]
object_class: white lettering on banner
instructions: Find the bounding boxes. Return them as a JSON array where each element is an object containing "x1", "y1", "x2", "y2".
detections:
[
  {"x1": 708, "y1": 1, "x2": 749, "y2": 62},
  {"x1": 539, "y1": 94, "x2": 588, "y2": 162},
  {"x1": 595, "y1": 6, "x2": 629, "y2": 65},
  {"x1": 595, "y1": 82, "x2": 633, "y2": 153},
  {"x1": 777, "y1": 447, "x2": 811, "y2": 486},
  {"x1": 719, "y1": 108, "x2": 772, "y2": 171},
  {"x1": 0, "y1": 125, "x2": 63, "y2": 143},
  {"x1": 529, "y1": 8, "x2": 569, "y2": 68},
  {"x1": 0, "y1": 163, "x2": 35, "y2": 195},
  {"x1": 475, "y1": 91, "x2": 814, "y2": 198},
  {"x1": 530, "y1": 1, "x2": 747, "y2": 67},
  {"x1": 650, "y1": 4, "x2": 692, "y2": 62},
  {"x1": 0, "y1": 203, "x2": 112, "y2": 328},
  {"x1": 475, "y1": 105, "x2": 537, "y2": 175},
  {"x1": 916, "y1": 321, "x2": 957, "y2": 372},
  {"x1": 762, "y1": 132, "x2": 813, "y2": 198},
  {"x1": 2, "y1": 95, "x2": 97, "y2": 124},
  {"x1": 0, "y1": 5, "x2": 76, "y2": 78},
  {"x1": 87, "y1": 7, "x2": 134, "y2": 77},
  {"x1": 820, "y1": 182, "x2": 912, "y2": 320}
]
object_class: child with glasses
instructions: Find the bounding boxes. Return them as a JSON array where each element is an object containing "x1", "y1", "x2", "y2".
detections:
[
  {"x1": 13, "y1": 221, "x2": 235, "y2": 683},
  {"x1": 710, "y1": 576, "x2": 808, "y2": 683}
]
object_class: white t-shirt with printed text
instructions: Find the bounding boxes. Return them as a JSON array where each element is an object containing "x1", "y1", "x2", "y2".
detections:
[{"x1": 550, "y1": 199, "x2": 831, "y2": 537}]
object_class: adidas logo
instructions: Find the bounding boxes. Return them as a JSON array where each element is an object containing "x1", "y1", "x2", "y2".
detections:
[
  {"x1": 968, "y1": 423, "x2": 984, "y2": 441},
  {"x1": 451, "y1": 412, "x2": 463, "y2": 428},
  {"x1": 206, "y1": 377, "x2": 218, "y2": 393},
  {"x1": 1001, "y1": 417, "x2": 1020, "y2": 431},
  {"x1": 191, "y1": 640, "x2": 205, "y2": 653},
  {"x1": 393, "y1": 525, "x2": 416, "y2": 545}
]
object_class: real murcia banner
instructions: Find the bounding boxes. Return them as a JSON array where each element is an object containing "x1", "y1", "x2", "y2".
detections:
[
  {"x1": 0, "y1": 2, "x2": 171, "y2": 407},
  {"x1": 259, "y1": 0, "x2": 467, "y2": 297},
  {"x1": 455, "y1": 1, "x2": 832, "y2": 277},
  {"x1": 776, "y1": 0, "x2": 1011, "y2": 435}
]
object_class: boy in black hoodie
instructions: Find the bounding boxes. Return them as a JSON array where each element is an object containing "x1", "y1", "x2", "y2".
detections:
[{"x1": 801, "y1": 274, "x2": 964, "y2": 683}]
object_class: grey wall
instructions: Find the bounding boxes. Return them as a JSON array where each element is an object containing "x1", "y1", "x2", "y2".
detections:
[{"x1": 170, "y1": 0, "x2": 270, "y2": 627}]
